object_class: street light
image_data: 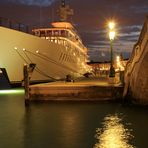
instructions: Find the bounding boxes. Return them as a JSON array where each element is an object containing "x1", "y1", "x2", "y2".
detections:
[
  {"x1": 109, "y1": 31, "x2": 115, "y2": 40},
  {"x1": 108, "y1": 22, "x2": 115, "y2": 77},
  {"x1": 109, "y1": 22, "x2": 115, "y2": 30}
]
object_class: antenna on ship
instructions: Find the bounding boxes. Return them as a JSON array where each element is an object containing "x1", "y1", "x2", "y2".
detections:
[
  {"x1": 39, "y1": 5, "x2": 42, "y2": 27},
  {"x1": 58, "y1": 0, "x2": 74, "y2": 21},
  {"x1": 61, "y1": 0, "x2": 65, "y2": 7}
]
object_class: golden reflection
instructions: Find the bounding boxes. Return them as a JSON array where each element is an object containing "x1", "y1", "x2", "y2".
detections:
[{"x1": 94, "y1": 114, "x2": 135, "y2": 148}]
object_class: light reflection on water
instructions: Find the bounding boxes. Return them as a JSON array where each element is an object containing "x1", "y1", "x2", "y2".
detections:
[
  {"x1": 94, "y1": 114, "x2": 135, "y2": 148},
  {"x1": 1, "y1": 93, "x2": 148, "y2": 148}
]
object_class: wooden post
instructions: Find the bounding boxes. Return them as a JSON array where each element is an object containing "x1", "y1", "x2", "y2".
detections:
[{"x1": 23, "y1": 64, "x2": 30, "y2": 106}]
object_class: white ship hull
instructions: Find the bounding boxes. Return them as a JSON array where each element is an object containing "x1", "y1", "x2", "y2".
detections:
[{"x1": 0, "y1": 27, "x2": 90, "y2": 83}]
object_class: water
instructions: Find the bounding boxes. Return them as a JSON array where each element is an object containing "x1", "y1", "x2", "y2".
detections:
[{"x1": 0, "y1": 89, "x2": 148, "y2": 148}]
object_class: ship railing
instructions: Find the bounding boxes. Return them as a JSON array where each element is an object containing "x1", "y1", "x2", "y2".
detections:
[
  {"x1": 33, "y1": 28, "x2": 85, "y2": 47},
  {"x1": 0, "y1": 17, "x2": 31, "y2": 33}
]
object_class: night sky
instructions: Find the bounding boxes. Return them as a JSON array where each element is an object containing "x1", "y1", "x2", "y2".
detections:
[{"x1": 0, "y1": 0, "x2": 148, "y2": 61}]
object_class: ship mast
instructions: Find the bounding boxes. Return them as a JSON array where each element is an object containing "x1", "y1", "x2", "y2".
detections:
[
  {"x1": 61, "y1": 0, "x2": 65, "y2": 7},
  {"x1": 58, "y1": 0, "x2": 73, "y2": 21}
]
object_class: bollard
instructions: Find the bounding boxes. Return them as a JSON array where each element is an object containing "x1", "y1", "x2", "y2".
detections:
[{"x1": 23, "y1": 64, "x2": 30, "y2": 106}]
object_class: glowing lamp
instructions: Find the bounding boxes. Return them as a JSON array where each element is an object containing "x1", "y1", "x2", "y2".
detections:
[
  {"x1": 36, "y1": 50, "x2": 39, "y2": 53},
  {"x1": 108, "y1": 22, "x2": 115, "y2": 30},
  {"x1": 109, "y1": 31, "x2": 115, "y2": 40}
]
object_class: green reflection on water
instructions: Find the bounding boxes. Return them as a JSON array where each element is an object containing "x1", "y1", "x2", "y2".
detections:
[{"x1": 94, "y1": 114, "x2": 135, "y2": 148}]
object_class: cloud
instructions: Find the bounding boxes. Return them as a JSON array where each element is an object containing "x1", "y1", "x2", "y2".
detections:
[
  {"x1": 130, "y1": 6, "x2": 148, "y2": 13},
  {"x1": 81, "y1": 23, "x2": 141, "y2": 59},
  {"x1": 0, "y1": 0, "x2": 56, "y2": 6},
  {"x1": 118, "y1": 32, "x2": 140, "y2": 38}
]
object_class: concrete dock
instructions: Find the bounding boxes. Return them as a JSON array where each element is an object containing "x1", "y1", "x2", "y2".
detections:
[{"x1": 28, "y1": 77, "x2": 124, "y2": 101}]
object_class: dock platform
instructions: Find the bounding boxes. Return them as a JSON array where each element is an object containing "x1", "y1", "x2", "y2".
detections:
[{"x1": 28, "y1": 77, "x2": 124, "y2": 101}]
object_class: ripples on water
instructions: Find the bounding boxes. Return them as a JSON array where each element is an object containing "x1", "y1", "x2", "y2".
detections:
[{"x1": 94, "y1": 114, "x2": 135, "y2": 148}]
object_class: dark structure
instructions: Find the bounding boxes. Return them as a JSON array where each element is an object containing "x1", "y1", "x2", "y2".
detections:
[{"x1": 0, "y1": 68, "x2": 11, "y2": 89}]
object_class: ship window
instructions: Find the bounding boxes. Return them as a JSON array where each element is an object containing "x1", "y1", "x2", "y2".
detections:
[
  {"x1": 46, "y1": 30, "x2": 52, "y2": 36},
  {"x1": 61, "y1": 30, "x2": 66, "y2": 36},
  {"x1": 34, "y1": 31, "x2": 40, "y2": 36},
  {"x1": 55, "y1": 39, "x2": 57, "y2": 43},
  {"x1": 63, "y1": 40, "x2": 65, "y2": 46},
  {"x1": 40, "y1": 30, "x2": 45, "y2": 37},
  {"x1": 58, "y1": 39, "x2": 61, "y2": 44},
  {"x1": 59, "y1": 30, "x2": 61, "y2": 36},
  {"x1": 65, "y1": 46, "x2": 68, "y2": 50},
  {"x1": 53, "y1": 30, "x2": 59, "y2": 36},
  {"x1": 62, "y1": 40, "x2": 65, "y2": 45}
]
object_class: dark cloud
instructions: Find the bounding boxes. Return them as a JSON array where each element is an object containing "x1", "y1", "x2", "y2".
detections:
[{"x1": 0, "y1": 0, "x2": 56, "y2": 6}]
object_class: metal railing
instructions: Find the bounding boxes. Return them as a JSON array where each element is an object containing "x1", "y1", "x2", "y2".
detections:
[{"x1": 0, "y1": 17, "x2": 31, "y2": 33}]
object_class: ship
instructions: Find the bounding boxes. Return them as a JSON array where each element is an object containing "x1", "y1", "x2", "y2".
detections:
[{"x1": 0, "y1": 0, "x2": 91, "y2": 85}]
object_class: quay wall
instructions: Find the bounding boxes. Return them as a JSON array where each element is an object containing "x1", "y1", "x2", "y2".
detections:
[
  {"x1": 29, "y1": 80, "x2": 123, "y2": 101},
  {"x1": 124, "y1": 16, "x2": 148, "y2": 104}
]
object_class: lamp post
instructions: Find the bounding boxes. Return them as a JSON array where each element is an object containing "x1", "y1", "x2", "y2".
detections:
[{"x1": 108, "y1": 22, "x2": 115, "y2": 77}]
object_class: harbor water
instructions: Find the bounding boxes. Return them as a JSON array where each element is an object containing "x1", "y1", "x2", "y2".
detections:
[{"x1": 0, "y1": 89, "x2": 148, "y2": 148}]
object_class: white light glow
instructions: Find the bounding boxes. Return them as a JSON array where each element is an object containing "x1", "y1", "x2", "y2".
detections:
[
  {"x1": 109, "y1": 31, "x2": 115, "y2": 40},
  {"x1": 116, "y1": 56, "x2": 120, "y2": 62},
  {"x1": 116, "y1": 56, "x2": 125, "y2": 71},
  {"x1": 109, "y1": 22, "x2": 115, "y2": 30}
]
